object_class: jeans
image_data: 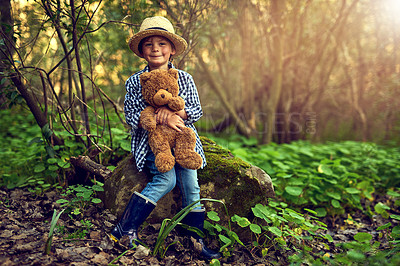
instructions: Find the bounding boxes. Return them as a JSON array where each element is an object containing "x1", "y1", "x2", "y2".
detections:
[{"x1": 140, "y1": 151, "x2": 201, "y2": 209}]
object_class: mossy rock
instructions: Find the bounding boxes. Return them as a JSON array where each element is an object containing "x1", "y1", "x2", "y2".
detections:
[{"x1": 101, "y1": 136, "x2": 274, "y2": 231}]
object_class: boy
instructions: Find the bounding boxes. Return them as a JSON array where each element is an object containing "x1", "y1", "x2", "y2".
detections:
[{"x1": 110, "y1": 16, "x2": 221, "y2": 260}]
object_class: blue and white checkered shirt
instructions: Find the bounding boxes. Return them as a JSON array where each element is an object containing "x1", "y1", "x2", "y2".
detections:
[{"x1": 124, "y1": 63, "x2": 206, "y2": 172}]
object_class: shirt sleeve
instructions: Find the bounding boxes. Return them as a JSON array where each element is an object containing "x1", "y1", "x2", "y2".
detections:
[
  {"x1": 178, "y1": 71, "x2": 203, "y2": 125},
  {"x1": 124, "y1": 75, "x2": 147, "y2": 132}
]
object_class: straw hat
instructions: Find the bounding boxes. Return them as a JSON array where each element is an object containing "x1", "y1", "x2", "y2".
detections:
[{"x1": 128, "y1": 16, "x2": 188, "y2": 58}]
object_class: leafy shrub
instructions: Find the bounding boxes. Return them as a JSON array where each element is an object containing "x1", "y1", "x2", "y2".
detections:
[
  {"x1": 56, "y1": 181, "x2": 104, "y2": 217},
  {"x1": 0, "y1": 108, "x2": 131, "y2": 190},
  {"x1": 229, "y1": 200, "x2": 329, "y2": 260},
  {"x1": 0, "y1": 109, "x2": 70, "y2": 189},
  {"x1": 206, "y1": 134, "x2": 400, "y2": 216}
]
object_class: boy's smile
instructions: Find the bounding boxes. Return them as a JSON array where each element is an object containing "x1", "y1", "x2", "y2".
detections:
[{"x1": 141, "y1": 36, "x2": 176, "y2": 70}]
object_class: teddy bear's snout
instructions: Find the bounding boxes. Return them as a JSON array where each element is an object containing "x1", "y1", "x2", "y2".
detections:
[{"x1": 154, "y1": 89, "x2": 172, "y2": 106}]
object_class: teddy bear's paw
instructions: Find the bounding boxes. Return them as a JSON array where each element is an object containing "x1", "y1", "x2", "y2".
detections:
[
  {"x1": 176, "y1": 151, "x2": 202, "y2": 170},
  {"x1": 141, "y1": 119, "x2": 156, "y2": 132},
  {"x1": 155, "y1": 153, "x2": 175, "y2": 173},
  {"x1": 168, "y1": 97, "x2": 185, "y2": 112}
]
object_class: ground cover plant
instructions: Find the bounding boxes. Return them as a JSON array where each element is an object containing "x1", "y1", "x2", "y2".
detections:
[
  {"x1": 1, "y1": 109, "x2": 399, "y2": 265},
  {"x1": 205, "y1": 134, "x2": 400, "y2": 264}
]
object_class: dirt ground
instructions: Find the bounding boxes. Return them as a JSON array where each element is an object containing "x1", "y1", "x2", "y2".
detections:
[
  {"x1": 0, "y1": 187, "x2": 397, "y2": 265},
  {"x1": 0, "y1": 188, "x2": 272, "y2": 265}
]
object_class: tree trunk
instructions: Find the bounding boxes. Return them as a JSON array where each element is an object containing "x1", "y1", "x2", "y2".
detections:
[
  {"x1": 10, "y1": 72, "x2": 64, "y2": 146},
  {"x1": 196, "y1": 52, "x2": 250, "y2": 137},
  {"x1": 238, "y1": 0, "x2": 256, "y2": 132},
  {"x1": 70, "y1": 0, "x2": 91, "y2": 146},
  {"x1": 261, "y1": 0, "x2": 285, "y2": 144},
  {"x1": 43, "y1": 0, "x2": 78, "y2": 133},
  {"x1": 0, "y1": 0, "x2": 14, "y2": 103}
]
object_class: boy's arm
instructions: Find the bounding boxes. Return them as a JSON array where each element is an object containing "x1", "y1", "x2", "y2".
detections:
[{"x1": 179, "y1": 72, "x2": 203, "y2": 125}]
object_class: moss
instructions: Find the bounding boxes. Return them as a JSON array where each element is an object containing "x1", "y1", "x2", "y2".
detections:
[
  {"x1": 199, "y1": 136, "x2": 251, "y2": 184},
  {"x1": 198, "y1": 137, "x2": 270, "y2": 219}
]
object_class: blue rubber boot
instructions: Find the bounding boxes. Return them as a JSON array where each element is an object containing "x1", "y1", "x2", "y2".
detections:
[
  {"x1": 181, "y1": 208, "x2": 222, "y2": 260},
  {"x1": 110, "y1": 192, "x2": 156, "y2": 248}
]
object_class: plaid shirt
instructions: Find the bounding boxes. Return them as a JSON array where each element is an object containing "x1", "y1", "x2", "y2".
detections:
[{"x1": 124, "y1": 63, "x2": 206, "y2": 172}]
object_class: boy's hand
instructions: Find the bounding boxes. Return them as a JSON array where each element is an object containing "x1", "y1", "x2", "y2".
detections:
[{"x1": 155, "y1": 107, "x2": 185, "y2": 132}]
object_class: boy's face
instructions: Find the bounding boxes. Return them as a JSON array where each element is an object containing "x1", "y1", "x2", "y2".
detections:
[{"x1": 141, "y1": 36, "x2": 176, "y2": 71}]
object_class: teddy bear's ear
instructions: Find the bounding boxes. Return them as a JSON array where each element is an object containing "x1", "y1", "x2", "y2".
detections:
[
  {"x1": 168, "y1": 68, "x2": 179, "y2": 80},
  {"x1": 140, "y1": 72, "x2": 151, "y2": 84}
]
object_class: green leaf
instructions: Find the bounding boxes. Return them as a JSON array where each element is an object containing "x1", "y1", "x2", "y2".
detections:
[
  {"x1": 91, "y1": 198, "x2": 102, "y2": 204},
  {"x1": 315, "y1": 208, "x2": 327, "y2": 217},
  {"x1": 218, "y1": 234, "x2": 232, "y2": 245},
  {"x1": 377, "y1": 222, "x2": 392, "y2": 230},
  {"x1": 82, "y1": 191, "x2": 93, "y2": 199},
  {"x1": 286, "y1": 209, "x2": 305, "y2": 221},
  {"x1": 228, "y1": 231, "x2": 244, "y2": 246},
  {"x1": 318, "y1": 164, "x2": 333, "y2": 175},
  {"x1": 28, "y1": 137, "x2": 43, "y2": 146},
  {"x1": 231, "y1": 215, "x2": 250, "y2": 227},
  {"x1": 285, "y1": 186, "x2": 303, "y2": 196},
  {"x1": 392, "y1": 226, "x2": 400, "y2": 235},
  {"x1": 56, "y1": 199, "x2": 69, "y2": 205},
  {"x1": 73, "y1": 186, "x2": 89, "y2": 193},
  {"x1": 354, "y1": 232, "x2": 372, "y2": 242},
  {"x1": 261, "y1": 248, "x2": 269, "y2": 257},
  {"x1": 304, "y1": 208, "x2": 317, "y2": 215},
  {"x1": 250, "y1": 224, "x2": 261, "y2": 234},
  {"x1": 326, "y1": 191, "x2": 341, "y2": 200},
  {"x1": 387, "y1": 191, "x2": 400, "y2": 198},
  {"x1": 345, "y1": 187, "x2": 360, "y2": 194},
  {"x1": 34, "y1": 164, "x2": 46, "y2": 173},
  {"x1": 390, "y1": 214, "x2": 400, "y2": 221},
  {"x1": 92, "y1": 184, "x2": 104, "y2": 192},
  {"x1": 95, "y1": 181, "x2": 104, "y2": 187},
  {"x1": 207, "y1": 211, "x2": 220, "y2": 222},
  {"x1": 347, "y1": 250, "x2": 365, "y2": 261},
  {"x1": 60, "y1": 162, "x2": 71, "y2": 169},
  {"x1": 375, "y1": 202, "x2": 390, "y2": 214},
  {"x1": 324, "y1": 234, "x2": 333, "y2": 242},
  {"x1": 120, "y1": 140, "x2": 131, "y2": 152},
  {"x1": 107, "y1": 165, "x2": 116, "y2": 171},
  {"x1": 48, "y1": 165, "x2": 59, "y2": 171},
  {"x1": 47, "y1": 158, "x2": 57, "y2": 164},
  {"x1": 331, "y1": 199, "x2": 341, "y2": 208},
  {"x1": 268, "y1": 226, "x2": 282, "y2": 237},
  {"x1": 252, "y1": 204, "x2": 272, "y2": 223},
  {"x1": 45, "y1": 145, "x2": 56, "y2": 158},
  {"x1": 41, "y1": 123, "x2": 54, "y2": 140},
  {"x1": 209, "y1": 258, "x2": 221, "y2": 266}
]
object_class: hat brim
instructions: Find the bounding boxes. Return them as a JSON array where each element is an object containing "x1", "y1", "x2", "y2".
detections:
[{"x1": 128, "y1": 29, "x2": 187, "y2": 58}]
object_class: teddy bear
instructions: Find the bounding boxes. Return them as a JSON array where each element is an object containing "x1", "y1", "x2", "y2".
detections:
[{"x1": 139, "y1": 68, "x2": 203, "y2": 173}]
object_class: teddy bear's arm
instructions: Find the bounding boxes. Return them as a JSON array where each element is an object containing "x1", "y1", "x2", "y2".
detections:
[
  {"x1": 140, "y1": 106, "x2": 157, "y2": 132},
  {"x1": 168, "y1": 96, "x2": 185, "y2": 112}
]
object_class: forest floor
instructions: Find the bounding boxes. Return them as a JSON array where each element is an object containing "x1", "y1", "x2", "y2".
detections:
[{"x1": 0, "y1": 187, "x2": 398, "y2": 265}]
